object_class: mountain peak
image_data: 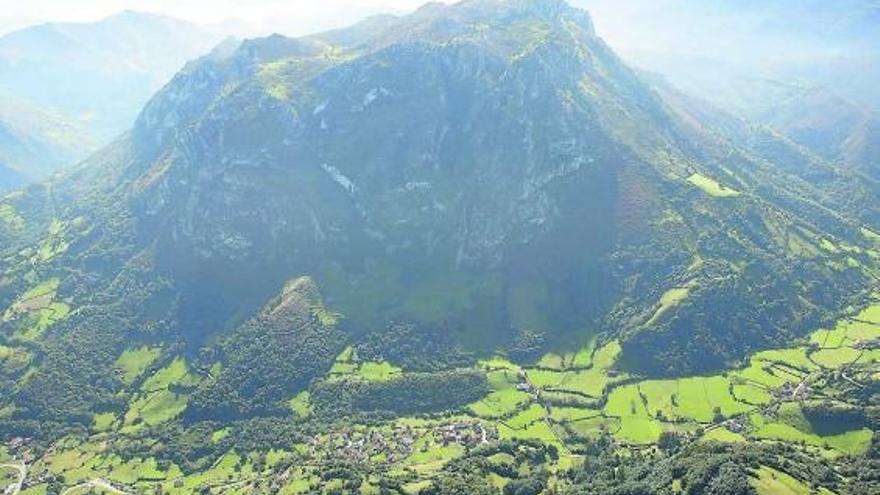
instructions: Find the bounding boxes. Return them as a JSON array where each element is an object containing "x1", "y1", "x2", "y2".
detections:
[
  {"x1": 415, "y1": 0, "x2": 597, "y2": 41},
  {"x1": 453, "y1": 0, "x2": 590, "y2": 22},
  {"x1": 305, "y1": 0, "x2": 596, "y2": 58}
]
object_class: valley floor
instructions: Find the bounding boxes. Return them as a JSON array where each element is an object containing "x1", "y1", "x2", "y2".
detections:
[{"x1": 2, "y1": 299, "x2": 880, "y2": 494}]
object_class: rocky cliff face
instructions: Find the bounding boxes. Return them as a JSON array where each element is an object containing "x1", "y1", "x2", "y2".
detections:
[{"x1": 120, "y1": 0, "x2": 647, "y2": 340}]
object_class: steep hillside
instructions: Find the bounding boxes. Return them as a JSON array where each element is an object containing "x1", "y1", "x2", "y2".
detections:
[
  {"x1": 581, "y1": 0, "x2": 880, "y2": 181},
  {"x1": 763, "y1": 87, "x2": 880, "y2": 181},
  {"x1": 582, "y1": 0, "x2": 880, "y2": 113},
  {"x1": 0, "y1": 1, "x2": 879, "y2": 493},
  {"x1": 637, "y1": 65, "x2": 880, "y2": 183},
  {"x1": 0, "y1": 95, "x2": 96, "y2": 191},
  {"x1": 0, "y1": 0, "x2": 877, "y2": 430}
]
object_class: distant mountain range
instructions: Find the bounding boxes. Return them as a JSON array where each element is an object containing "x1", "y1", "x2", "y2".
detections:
[
  {"x1": 0, "y1": 11, "x2": 229, "y2": 191},
  {"x1": 577, "y1": 0, "x2": 880, "y2": 183}
]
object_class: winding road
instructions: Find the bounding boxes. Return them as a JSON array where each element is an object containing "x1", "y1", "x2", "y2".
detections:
[
  {"x1": 1, "y1": 460, "x2": 134, "y2": 495},
  {"x1": 0, "y1": 462, "x2": 26, "y2": 495},
  {"x1": 59, "y1": 479, "x2": 132, "y2": 495}
]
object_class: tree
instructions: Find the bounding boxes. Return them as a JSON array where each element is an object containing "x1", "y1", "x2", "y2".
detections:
[
  {"x1": 658, "y1": 431, "x2": 683, "y2": 452},
  {"x1": 504, "y1": 477, "x2": 545, "y2": 495}
]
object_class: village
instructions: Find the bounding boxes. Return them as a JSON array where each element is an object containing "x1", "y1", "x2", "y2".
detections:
[{"x1": 311, "y1": 420, "x2": 497, "y2": 467}]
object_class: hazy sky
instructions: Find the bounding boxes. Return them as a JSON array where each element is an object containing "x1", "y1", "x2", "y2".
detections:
[
  {"x1": 0, "y1": 0, "x2": 459, "y2": 37},
  {"x1": 0, "y1": 0, "x2": 698, "y2": 78},
  {"x1": 0, "y1": 0, "x2": 629, "y2": 41},
  {"x1": 0, "y1": 0, "x2": 703, "y2": 56},
  {"x1": 0, "y1": 0, "x2": 850, "y2": 62}
]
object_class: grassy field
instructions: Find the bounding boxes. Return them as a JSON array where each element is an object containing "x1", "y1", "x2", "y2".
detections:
[
  {"x1": 750, "y1": 466, "x2": 811, "y2": 495},
  {"x1": 3, "y1": 279, "x2": 60, "y2": 318},
  {"x1": 687, "y1": 173, "x2": 741, "y2": 198},
  {"x1": 811, "y1": 312, "x2": 880, "y2": 349},
  {"x1": 753, "y1": 348, "x2": 818, "y2": 372},
  {"x1": 328, "y1": 346, "x2": 404, "y2": 382},
  {"x1": 861, "y1": 227, "x2": 880, "y2": 245},
  {"x1": 645, "y1": 287, "x2": 690, "y2": 326},
  {"x1": 503, "y1": 404, "x2": 545, "y2": 430},
  {"x1": 732, "y1": 359, "x2": 793, "y2": 389},
  {"x1": 810, "y1": 347, "x2": 862, "y2": 368},
  {"x1": 498, "y1": 420, "x2": 560, "y2": 447},
  {"x1": 469, "y1": 388, "x2": 531, "y2": 418},
  {"x1": 602, "y1": 385, "x2": 663, "y2": 444},
  {"x1": 701, "y1": 427, "x2": 745, "y2": 443},
  {"x1": 2, "y1": 278, "x2": 72, "y2": 341},
  {"x1": 121, "y1": 358, "x2": 200, "y2": 430},
  {"x1": 845, "y1": 319, "x2": 880, "y2": 340},
  {"x1": 37, "y1": 219, "x2": 70, "y2": 262},
  {"x1": 0, "y1": 345, "x2": 31, "y2": 375},
  {"x1": 358, "y1": 361, "x2": 403, "y2": 381},
  {"x1": 14, "y1": 300, "x2": 880, "y2": 493},
  {"x1": 92, "y1": 413, "x2": 117, "y2": 432},
  {"x1": 114, "y1": 347, "x2": 162, "y2": 384},
  {"x1": 11, "y1": 302, "x2": 70, "y2": 341},
  {"x1": 731, "y1": 382, "x2": 773, "y2": 405},
  {"x1": 468, "y1": 368, "x2": 530, "y2": 419},
  {"x1": 636, "y1": 376, "x2": 752, "y2": 423},
  {"x1": 751, "y1": 405, "x2": 873, "y2": 456},
  {"x1": 141, "y1": 358, "x2": 198, "y2": 392},
  {"x1": 615, "y1": 417, "x2": 663, "y2": 444},
  {"x1": 0, "y1": 204, "x2": 24, "y2": 230},
  {"x1": 856, "y1": 303, "x2": 880, "y2": 323},
  {"x1": 567, "y1": 416, "x2": 620, "y2": 439},
  {"x1": 548, "y1": 407, "x2": 600, "y2": 423},
  {"x1": 404, "y1": 437, "x2": 466, "y2": 474},
  {"x1": 15, "y1": 279, "x2": 60, "y2": 304},
  {"x1": 289, "y1": 391, "x2": 312, "y2": 418},
  {"x1": 1, "y1": 466, "x2": 19, "y2": 490},
  {"x1": 124, "y1": 390, "x2": 188, "y2": 427},
  {"x1": 525, "y1": 341, "x2": 624, "y2": 398}
]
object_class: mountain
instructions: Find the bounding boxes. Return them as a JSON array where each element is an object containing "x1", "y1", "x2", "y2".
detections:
[
  {"x1": 0, "y1": 1, "x2": 878, "y2": 492},
  {"x1": 0, "y1": 0, "x2": 876, "y2": 425},
  {"x1": 578, "y1": 0, "x2": 880, "y2": 178},
  {"x1": 757, "y1": 86, "x2": 880, "y2": 177},
  {"x1": 0, "y1": 93, "x2": 97, "y2": 186},
  {"x1": 0, "y1": 11, "x2": 229, "y2": 191},
  {"x1": 632, "y1": 59, "x2": 880, "y2": 181}
]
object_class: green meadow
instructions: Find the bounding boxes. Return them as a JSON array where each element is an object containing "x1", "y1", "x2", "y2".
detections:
[
  {"x1": 13, "y1": 301, "x2": 880, "y2": 493},
  {"x1": 119, "y1": 357, "x2": 200, "y2": 431},
  {"x1": 328, "y1": 346, "x2": 404, "y2": 382},
  {"x1": 687, "y1": 173, "x2": 741, "y2": 198},
  {"x1": 114, "y1": 347, "x2": 163, "y2": 384},
  {"x1": 750, "y1": 466, "x2": 813, "y2": 495},
  {"x1": 646, "y1": 287, "x2": 690, "y2": 326}
]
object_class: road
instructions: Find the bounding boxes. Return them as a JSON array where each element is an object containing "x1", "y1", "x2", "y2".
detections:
[
  {"x1": 0, "y1": 462, "x2": 26, "y2": 495},
  {"x1": 60, "y1": 479, "x2": 132, "y2": 495}
]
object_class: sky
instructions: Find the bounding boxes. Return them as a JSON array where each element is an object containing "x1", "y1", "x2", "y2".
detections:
[
  {"x1": 0, "y1": 0, "x2": 703, "y2": 56},
  {"x1": 0, "y1": 0, "x2": 623, "y2": 43},
  {"x1": 0, "y1": 0, "x2": 864, "y2": 62},
  {"x1": 0, "y1": 0, "x2": 459, "y2": 38}
]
